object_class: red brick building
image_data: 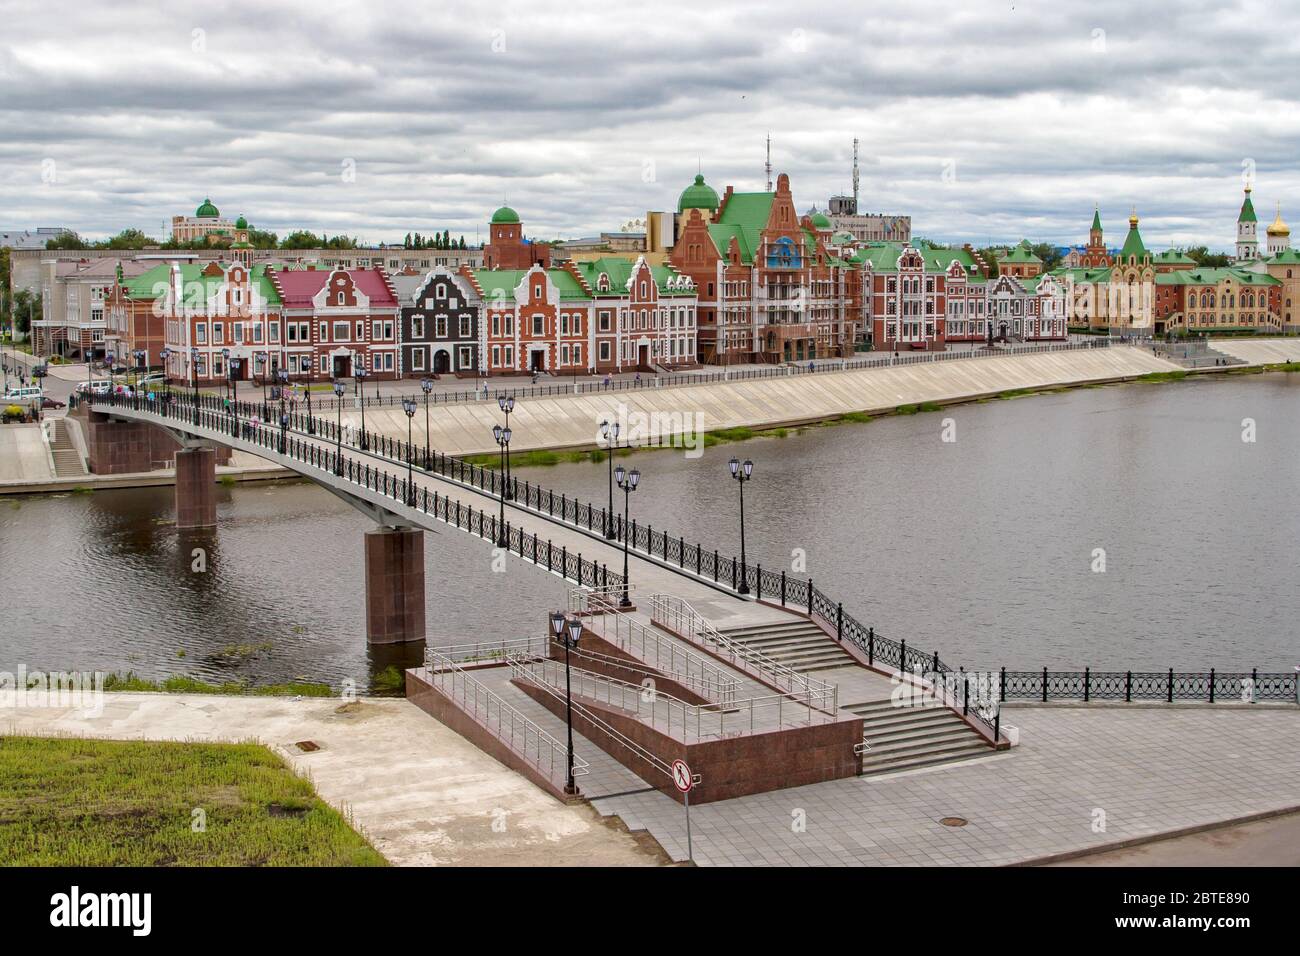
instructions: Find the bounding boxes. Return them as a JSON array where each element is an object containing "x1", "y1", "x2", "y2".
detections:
[
  {"x1": 267, "y1": 266, "x2": 400, "y2": 380},
  {"x1": 482, "y1": 206, "x2": 552, "y2": 270}
]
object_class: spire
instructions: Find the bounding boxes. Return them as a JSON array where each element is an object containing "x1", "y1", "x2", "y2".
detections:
[
  {"x1": 1239, "y1": 185, "x2": 1257, "y2": 223},
  {"x1": 1091, "y1": 206, "x2": 1102, "y2": 232}
]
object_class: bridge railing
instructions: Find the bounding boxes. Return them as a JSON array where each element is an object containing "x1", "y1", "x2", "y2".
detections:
[{"x1": 88, "y1": 391, "x2": 624, "y2": 596}]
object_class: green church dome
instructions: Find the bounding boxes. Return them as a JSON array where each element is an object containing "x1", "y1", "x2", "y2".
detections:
[
  {"x1": 810, "y1": 212, "x2": 832, "y2": 229},
  {"x1": 491, "y1": 206, "x2": 520, "y2": 224},
  {"x1": 195, "y1": 198, "x2": 219, "y2": 218},
  {"x1": 235, "y1": 214, "x2": 248, "y2": 229},
  {"x1": 677, "y1": 174, "x2": 719, "y2": 213}
]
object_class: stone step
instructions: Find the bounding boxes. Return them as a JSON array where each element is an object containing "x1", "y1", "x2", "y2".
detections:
[
  {"x1": 867, "y1": 724, "x2": 976, "y2": 751},
  {"x1": 856, "y1": 709, "x2": 957, "y2": 733},
  {"x1": 722, "y1": 622, "x2": 825, "y2": 640},
  {"x1": 860, "y1": 742, "x2": 994, "y2": 777}
]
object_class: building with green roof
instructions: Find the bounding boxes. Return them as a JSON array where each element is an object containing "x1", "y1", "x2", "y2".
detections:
[{"x1": 1235, "y1": 186, "x2": 1260, "y2": 262}]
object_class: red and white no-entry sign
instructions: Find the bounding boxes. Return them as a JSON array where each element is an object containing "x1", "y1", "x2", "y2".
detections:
[{"x1": 671, "y1": 759, "x2": 694, "y2": 793}]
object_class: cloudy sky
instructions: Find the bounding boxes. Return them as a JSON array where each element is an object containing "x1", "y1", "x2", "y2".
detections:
[{"x1": 2, "y1": 0, "x2": 1296, "y2": 251}]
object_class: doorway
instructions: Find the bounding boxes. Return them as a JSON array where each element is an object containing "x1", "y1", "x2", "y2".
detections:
[
  {"x1": 529, "y1": 349, "x2": 545, "y2": 372},
  {"x1": 434, "y1": 350, "x2": 451, "y2": 374},
  {"x1": 332, "y1": 354, "x2": 351, "y2": 379}
]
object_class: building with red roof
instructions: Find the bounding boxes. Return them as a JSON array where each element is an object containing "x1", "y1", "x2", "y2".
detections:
[{"x1": 266, "y1": 266, "x2": 400, "y2": 380}]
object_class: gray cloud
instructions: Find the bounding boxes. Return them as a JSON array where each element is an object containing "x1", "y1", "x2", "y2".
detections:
[{"x1": 2, "y1": 0, "x2": 1295, "y2": 251}]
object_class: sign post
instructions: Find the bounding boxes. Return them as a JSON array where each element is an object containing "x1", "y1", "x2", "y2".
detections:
[{"x1": 671, "y1": 758, "x2": 694, "y2": 863}]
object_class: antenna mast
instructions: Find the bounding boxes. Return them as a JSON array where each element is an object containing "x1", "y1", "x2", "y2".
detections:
[
  {"x1": 765, "y1": 134, "x2": 772, "y2": 192},
  {"x1": 852, "y1": 138, "x2": 860, "y2": 212}
]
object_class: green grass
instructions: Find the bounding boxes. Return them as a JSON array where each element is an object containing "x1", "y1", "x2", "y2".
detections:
[
  {"x1": 0, "y1": 736, "x2": 387, "y2": 866},
  {"x1": 895, "y1": 403, "x2": 919, "y2": 415},
  {"x1": 100, "y1": 671, "x2": 333, "y2": 697},
  {"x1": 996, "y1": 388, "x2": 1034, "y2": 399},
  {"x1": 917, "y1": 401, "x2": 942, "y2": 412},
  {"x1": 218, "y1": 474, "x2": 238, "y2": 487},
  {"x1": 1136, "y1": 371, "x2": 1189, "y2": 382},
  {"x1": 370, "y1": 665, "x2": 406, "y2": 694},
  {"x1": 837, "y1": 411, "x2": 872, "y2": 424}
]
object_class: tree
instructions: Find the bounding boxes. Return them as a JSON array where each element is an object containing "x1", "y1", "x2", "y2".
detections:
[
  {"x1": 280, "y1": 230, "x2": 322, "y2": 250},
  {"x1": 1183, "y1": 245, "x2": 1232, "y2": 268},
  {"x1": 102, "y1": 228, "x2": 156, "y2": 250},
  {"x1": 442, "y1": 229, "x2": 450, "y2": 250},
  {"x1": 458, "y1": 235, "x2": 466, "y2": 249},
  {"x1": 44, "y1": 230, "x2": 89, "y2": 250},
  {"x1": 974, "y1": 246, "x2": 1002, "y2": 277},
  {"x1": 1029, "y1": 242, "x2": 1063, "y2": 272},
  {"x1": 404, "y1": 233, "x2": 413, "y2": 249},
  {"x1": 249, "y1": 228, "x2": 278, "y2": 249}
]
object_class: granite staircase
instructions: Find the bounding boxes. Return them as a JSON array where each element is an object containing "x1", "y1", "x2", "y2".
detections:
[
  {"x1": 718, "y1": 620, "x2": 857, "y2": 673},
  {"x1": 48, "y1": 418, "x2": 86, "y2": 477},
  {"x1": 845, "y1": 699, "x2": 994, "y2": 776}
]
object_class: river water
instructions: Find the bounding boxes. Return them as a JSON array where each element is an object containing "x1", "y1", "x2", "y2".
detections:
[{"x1": 2, "y1": 374, "x2": 1297, "y2": 691}]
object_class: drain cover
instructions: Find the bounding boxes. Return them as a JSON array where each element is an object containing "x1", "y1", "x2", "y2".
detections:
[
  {"x1": 294, "y1": 740, "x2": 321, "y2": 752},
  {"x1": 939, "y1": 816, "x2": 968, "y2": 827}
]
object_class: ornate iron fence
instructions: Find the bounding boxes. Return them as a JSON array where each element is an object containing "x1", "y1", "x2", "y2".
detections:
[{"x1": 999, "y1": 667, "x2": 1297, "y2": 703}]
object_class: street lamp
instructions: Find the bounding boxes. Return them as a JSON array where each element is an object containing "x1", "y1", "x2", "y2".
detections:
[
  {"x1": 221, "y1": 347, "x2": 232, "y2": 401},
  {"x1": 729, "y1": 456, "x2": 754, "y2": 594},
  {"x1": 420, "y1": 377, "x2": 433, "y2": 469},
  {"x1": 355, "y1": 366, "x2": 369, "y2": 450},
  {"x1": 132, "y1": 348, "x2": 146, "y2": 391},
  {"x1": 332, "y1": 380, "x2": 345, "y2": 475},
  {"x1": 498, "y1": 394, "x2": 515, "y2": 499},
  {"x1": 493, "y1": 423, "x2": 511, "y2": 547},
  {"x1": 189, "y1": 347, "x2": 200, "y2": 424},
  {"x1": 550, "y1": 611, "x2": 582, "y2": 796},
  {"x1": 599, "y1": 419, "x2": 620, "y2": 539},
  {"x1": 401, "y1": 397, "x2": 417, "y2": 506},
  {"x1": 615, "y1": 463, "x2": 640, "y2": 607},
  {"x1": 254, "y1": 353, "x2": 269, "y2": 421},
  {"x1": 158, "y1": 347, "x2": 171, "y2": 388},
  {"x1": 301, "y1": 354, "x2": 315, "y2": 434}
]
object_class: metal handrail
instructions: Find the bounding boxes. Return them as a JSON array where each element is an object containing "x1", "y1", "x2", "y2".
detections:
[
  {"x1": 431, "y1": 636, "x2": 551, "y2": 664},
  {"x1": 568, "y1": 587, "x2": 742, "y2": 705},
  {"x1": 514, "y1": 654, "x2": 834, "y2": 741},
  {"x1": 507, "y1": 653, "x2": 675, "y2": 781},
  {"x1": 648, "y1": 592, "x2": 837, "y2": 713},
  {"x1": 425, "y1": 648, "x2": 588, "y2": 785}
]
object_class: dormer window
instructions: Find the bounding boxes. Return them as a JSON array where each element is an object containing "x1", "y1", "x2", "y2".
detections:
[{"x1": 337, "y1": 292, "x2": 345, "y2": 305}]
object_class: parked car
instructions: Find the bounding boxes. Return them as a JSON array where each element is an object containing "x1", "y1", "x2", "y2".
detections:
[
  {"x1": 137, "y1": 372, "x2": 167, "y2": 387},
  {"x1": 40, "y1": 396, "x2": 66, "y2": 409},
  {"x1": 75, "y1": 381, "x2": 112, "y2": 396},
  {"x1": 31, "y1": 364, "x2": 48, "y2": 378}
]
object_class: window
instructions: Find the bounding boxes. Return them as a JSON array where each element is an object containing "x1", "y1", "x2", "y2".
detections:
[
  {"x1": 492, "y1": 345, "x2": 501, "y2": 367},
  {"x1": 532, "y1": 314, "x2": 544, "y2": 335},
  {"x1": 333, "y1": 322, "x2": 349, "y2": 341},
  {"x1": 436, "y1": 316, "x2": 447, "y2": 338},
  {"x1": 299, "y1": 322, "x2": 310, "y2": 342},
  {"x1": 319, "y1": 321, "x2": 328, "y2": 341},
  {"x1": 253, "y1": 323, "x2": 263, "y2": 344},
  {"x1": 572, "y1": 314, "x2": 582, "y2": 335},
  {"x1": 412, "y1": 315, "x2": 424, "y2": 339},
  {"x1": 234, "y1": 323, "x2": 244, "y2": 344},
  {"x1": 412, "y1": 349, "x2": 425, "y2": 371},
  {"x1": 372, "y1": 321, "x2": 382, "y2": 340},
  {"x1": 337, "y1": 292, "x2": 345, "y2": 305},
  {"x1": 196, "y1": 323, "x2": 207, "y2": 344},
  {"x1": 600, "y1": 341, "x2": 610, "y2": 361},
  {"x1": 213, "y1": 322, "x2": 224, "y2": 343},
  {"x1": 269, "y1": 323, "x2": 279, "y2": 343},
  {"x1": 457, "y1": 345, "x2": 472, "y2": 368},
  {"x1": 504, "y1": 346, "x2": 513, "y2": 366},
  {"x1": 459, "y1": 316, "x2": 471, "y2": 338},
  {"x1": 599, "y1": 310, "x2": 611, "y2": 331},
  {"x1": 355, "y1": 321, "x2": 364, "y2": 340},
  {"x1": 492, "y1": 314, "x2": 500, "y2": 337},
  {"x1": 573, "y1": 344, "x2": 581, "y2": 366}
]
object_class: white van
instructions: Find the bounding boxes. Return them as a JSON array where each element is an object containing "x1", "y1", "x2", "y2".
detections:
[{"x1": 3, "y1": 385, "x2": 43, "y2": 402}]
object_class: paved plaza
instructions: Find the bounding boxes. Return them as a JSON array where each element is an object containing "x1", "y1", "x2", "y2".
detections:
[{"x1": 592, "y1": 704, "x2": 1300, "y2": 865}]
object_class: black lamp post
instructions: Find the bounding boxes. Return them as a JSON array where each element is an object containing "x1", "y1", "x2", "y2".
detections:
[
  {"x1": 355, "y1": 366, "x2": 369, "y2": 450},
  {"x1": 550, "y1": 611, "x2": 581, "y2": 795},
  {"x1": 729, "y1": 456, "x2": 754, "y2": 594},
  {"x1": 255, "y1": 353, "x2": 269, "y2": 421},
  {"x1": 599, "y1": 419, "x2": 620, "y2": 539},
  {"x1": 402, "y1": 396, "x2": 417, "y2": 506},
  {"x1": 221, "y1": 347, "x2": 232, "y2": 401},
  {"x1": 189, "y1": 347, "x2": 200, "y2": 424},
  {"x1": 301, "y1": 354, "x2": 315, "y2": 434},
  {"x1": 229, "y1": 357, "x2": 241, "y2": 409},
  {"x1": 498, "y1": 394, "x2": 515, "y2": 499},
  {"x1": 493, "y1": 423, "x2": 511, "y2": 547},
  {"x1": 615, "y1": 463, "x2": 640, "y2": 607},
  {"x1": 158, "y1": 347, "x2": 171, "y2": 387},
  {"x1": 332, "y1": 379, "x2": 345, "y2": 475},
  {"x1": 421, "y1": 377, "x2": 433, "y2": 469},
  {"x1": 132, "y1": 348, "x2": 146, "y2": 391}
]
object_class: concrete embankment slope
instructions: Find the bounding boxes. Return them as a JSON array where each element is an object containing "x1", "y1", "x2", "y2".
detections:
[
  {"x1": 348, "y1": 346, "x2": 1183, "y2": 457},
  {"x1": 1211, "y1": 338, "x2": 1300, "y2": 364}
]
